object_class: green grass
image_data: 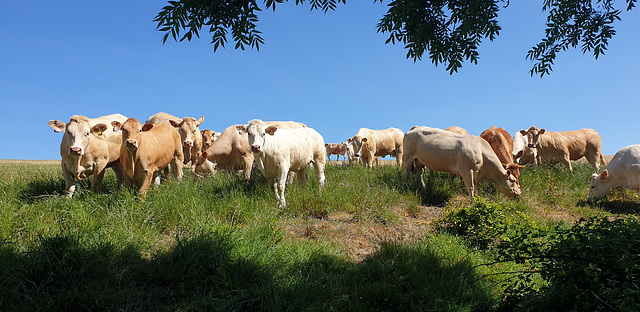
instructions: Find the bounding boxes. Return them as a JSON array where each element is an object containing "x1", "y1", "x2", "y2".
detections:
[{"x1": 0, "y1": 160, "x2": 638, "y2": 311}]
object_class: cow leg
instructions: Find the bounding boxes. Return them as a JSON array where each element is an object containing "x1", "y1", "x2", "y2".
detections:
[
  {"x1": 314, "y1": 161, "x2": 326, "y2": 191},
  {"x1": 110, "y1": 161, "x2": 124, "y2": 189},
  {"x1": 91, "y1": 161, "x2": 108, "y2": 192},
  {"x1": 462, "y1": 169, "x2": 476, "y2": 201},
  {"x1": 61, "y1": 162, "x2": 76, "y2": 198},
  {"x1": 277, "y1": 169, "x2": 288, "y2": 208},
  {"x1": 138, "y1": 169, "x2": 154, "y2": 199},
  {"x1": 242, "y1": 156, "x2": 253, "y2": 182},
  {"x1": 171, "y1": 156, "x2": 183, "y2": 181},
  {"x1": 563, "y1": 154, "x2": 573, "y2": 172}
]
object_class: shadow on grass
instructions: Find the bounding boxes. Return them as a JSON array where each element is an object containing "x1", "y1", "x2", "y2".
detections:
[
  {"x1": 381, "y1": 168, "x2": 467, "y2": 207},
  {"x1": 0, "y1": 233, "x2": 498, "y2": 311}
]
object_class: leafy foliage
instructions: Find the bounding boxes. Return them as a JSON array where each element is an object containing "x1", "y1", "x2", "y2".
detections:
[
  {"x1": 497, "y1": 216, "x2": 640, "y2": 311},
  {"x1": 154, "y1": 0, "x2": 636, "y2": 75}
]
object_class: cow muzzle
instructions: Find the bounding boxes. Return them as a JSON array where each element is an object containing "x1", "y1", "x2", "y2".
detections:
[
  {"x1": 183, "y1": 140, "x2": 193, "y2": 148},
  {"x1": 125, "y1": 139, "x2": 139, "y2": 149},
  {"x1": 527, "y1": 144, "x2": 536, "y2": 148},
  {"x1": 69, "y1": 147, "x2": 83, "y2": 156},
  {"x1": 251, "y1": 145, "x2": 261, "y2": 153}
]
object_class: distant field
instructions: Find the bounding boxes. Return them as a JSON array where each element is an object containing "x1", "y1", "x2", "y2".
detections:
[{"x1": 0, "y1": 159, "x2": 60, "y2": 165}]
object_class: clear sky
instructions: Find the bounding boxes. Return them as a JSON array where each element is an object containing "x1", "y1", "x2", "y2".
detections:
[{"x1": 1, "y1": 1, "x2": 638, "y2": 160}]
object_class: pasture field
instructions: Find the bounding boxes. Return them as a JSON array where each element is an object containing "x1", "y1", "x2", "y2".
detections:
[{"x1": 0, "y1": 159, "x2": 638, "y2": 311}]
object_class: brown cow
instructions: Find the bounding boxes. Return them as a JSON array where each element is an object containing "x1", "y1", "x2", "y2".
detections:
[
  {"x1": 480, "y1": 126, "x2": 524, "y2": 178},
  {"x1": 325, "y1": 142, "x2": 348, "y2": 161},
  {"x1": 48, "y1": 114, "x2": 127, "y2": 197},
  {"x1": 522, "y1": 126, "x2": 606, "y2": 172},
  {"x1": 146, "y1": 112, "x2": 204, "y2": 170},
  {"x1": 201, "y1": 129, "x2": 218, "y2": 152},
  {"x1": 199, "y1": 121, "x2": 307, "y2": 181},
  {"x1": 112, "y1": 118, "x2": 183, "y2": 198},
  {"x1": 404, "y1": 126, "x2": 521, "y2": 201},
  {"x1": 348, "y1": 127, "x2": 404, "y2": 167}
]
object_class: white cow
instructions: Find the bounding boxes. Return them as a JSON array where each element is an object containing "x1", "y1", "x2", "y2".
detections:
[
  {"x1": 236, "y1": 119, "x2": 326, "y2": 208},
  {"x1": 48, "y1": 114, "x2": 127, "y2": 197},
  {"x1": 512, "y1": 130, "x2": 537, "y2": 165},
  {"x1": 403, "y1": 126, "x2": 522, "y2": 201},
  {"x1": 589, "y1": 145, "x2": 640, "y2": 202},
  {"x1": 348, "y1": 127, "x2": 404, "y2": 167}
]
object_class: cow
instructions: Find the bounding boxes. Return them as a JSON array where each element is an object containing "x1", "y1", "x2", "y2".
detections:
[
  {"x1": 200, "y1": 121, "x2": 307, "y2": 181},
  {"x1": 236, "y1": 119, "x2": 326, "y2": 208},
  {"x1": 521, "y1": 126, "x2": 606, "y2": 172},
  {"x1": 445, "y1": 126, "x2": 468, "y2": 135},
  {"x1": 193, "y1": 152, "x2": 217, "y2": 177},
  {"x1": 347, "y1": 127, "x2": 404, "y2": 167},
  {"x1": 513, "y1": 130, "x2": 537, "y2": 165},
  {"x1": 201, "y1": 129, "x2": 218, "y2": 152},
  {"x1": 403, "y1": 126, "x2": 522, "y2": 201},
  {"x1": 480, "y1": 126, "x2": 525, "y2": 178},
  {"x1": 146, "y1": 112, "x2": 204, "y2": 170},
  {"x1": 48, "y1": 114, "x2": 127, "y2": 197},
  {"x1": 325, "y1": 142, "x2": 348, "y2": 161},
  {"x1": 112, "y1": 118, "x2": 183, "y2": 199},
  {"x1": 589, "y1": 145, "x2": 640, "y2": 202}
]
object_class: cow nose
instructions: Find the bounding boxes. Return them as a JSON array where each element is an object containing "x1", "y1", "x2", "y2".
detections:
[
  {"x1": 205, "y1": 142, "x2": 212, "y2": 147},
  {"x1": 126, "y1": 139, "x2": 138, "y2": 148},
  {"x1": 184, "y1": 141, "x2": 193, "y2": 147},
  {"x1": 69, "y1": 147, "x2": 82, "y2": 155},
  {"x1": 354, "y1": 153, "x2": 360, "y2": 157},
  {"x1": 251, "y1": 145, "x2": 261, "y2": 152},
  {"x1": 527, "y1": 144, "x2": 535, "y2": 148}
]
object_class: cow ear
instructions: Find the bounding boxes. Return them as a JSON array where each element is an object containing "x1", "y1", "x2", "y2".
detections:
[
  {"x1": 347, "y1": 137, "x2": 352, "y2": 143},
  {"x1": 91, "y1": 123, "x2": 108, "y2": 135},
  {"x1": 519, "y1": 129, "x2": 527, "y2": 135},
  {"x1": 49, "y1": 120, "x2": 66, "y2": 133},
  {"x1": 600, "y1": 169, "x2": 609, "y2": 181},
  {"x1": 236, "y1": 125, "x2": 246, "y2": 135},
  {"x1": 515, "y1": 150, "x2": 524, "y2": 159},
  {"x1": 505, "y1": 169, "x2": 512, "y2": 177},
  {"x1": 539, "y1": 129, "x2": 546, "y2": 134},
  {"x1": 325, "y1": 143, "x2": 328, "y2": 147},
  {"x1": 111, "y1": 121, "x2": 122, "y2": 131},
  {"x1": 266, "y1": 126, "x2": 278, "y2": 136},
  {"x1": 202, "y1": 151, "x2": 208, "y2": 159},
  {"x1": 362, "y1": 137, "x2": 368, "y2": 142},
  {"x1": 169, "y1": 120, "x2": 180, "y2": 127},
  {"x1": 196, "y1": 116, "x2": 204, "y2": 126},
  {"x1": 142, "y1": 123, "x2": 154, "y2": 132}
]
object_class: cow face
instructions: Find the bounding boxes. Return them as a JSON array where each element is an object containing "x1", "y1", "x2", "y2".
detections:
[
  {"x1": 201, "y1": 129, "x2": 217, "y2": 150},
  {"x1": 52, "y1": 116, "x2": 106, "y2": 156},
  {"x1": 502, "y1": 170, "x2": 522, "y2": 198},
  {"x1": 589, "y1": 170, "x2": 611, "y2": 202},
  {"x1": 347, "y1": 135, "x2": 367, "y2": 158},
  {"x1": 169, "y1": 116, "x2": 204, "y2": 149},
  {"x1": 113, "y1": 118, "x2": 151, "y2": 151},
  {"x1": 521, "y1": 126, "x2": 545, "y2": 149},
  {"x1": 238, "y1": 119, "x2": 277, "y2": 153}
]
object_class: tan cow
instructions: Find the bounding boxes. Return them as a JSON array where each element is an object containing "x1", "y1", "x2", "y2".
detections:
[
  {"x1": 325, "y1": 142, "x2": 348, "y2": 161},
  {"x1": 199, "y1": 121, "x2": 307, "y2": 181},
  {"x1": 521, "y1": 126, "x2": 606, "y2": 172},
  {"x1": 112, "y1": 118, "x2": 183, "y2": 198},
  {"x1": 146, "y1": 112, "x2": 204, "y2": 170},
  {"x1": 48, "y1": 113, "x2": 127, "y2": 197},
  {"x1": 403, "y1": 126, "x2": 521, "y2": 201},
  {"x1": 480, "y1": 126, "x2": 524, "y2": 178},
  {"x1": 348, "y1": 127, "x2": 404, "y2": 167},
  {"x1": 237, "y1": 119, "x2": 326, "y2": 208},
  {"x1": 200, "y1": 129, "x2": 218, "y2": 152},
  {"x1": 445, "y1": 126, "x2": 468, "y2": 135}
]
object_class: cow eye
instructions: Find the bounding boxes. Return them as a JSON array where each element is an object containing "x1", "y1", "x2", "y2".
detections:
[{"x1": 86, "y1": 132, "x2": 90, "y2": 136}]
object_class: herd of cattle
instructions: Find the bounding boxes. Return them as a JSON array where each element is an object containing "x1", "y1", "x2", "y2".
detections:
[{"x1": 48, "y1": 113, "x2": 640, "y2": 207}]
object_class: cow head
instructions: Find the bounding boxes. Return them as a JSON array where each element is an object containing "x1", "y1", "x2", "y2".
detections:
[
  {"x1": 50, "y1": 115, "x2": 107, "y2": 156},
  {"x1": 501, "y1": 170, "x2": 522, "y2": 198},
  {"x1": 520, "y1": 126, "x2": 545, "y2": 149},
  {"x1": 589, "y1": 170, "x2": 611, "y2": 202},
  {"x1": 237, "y1": 119, "x2": 277, "y2": 153},
  {"x1": 169, "y1": 116, "x2": 204, "y2": 149},
  {"x1": 201, "y1": 129, "x2": 217, "y2": 150},
  {"x1": 347, "y1": 135, "x2": 367, "y2": 158},
  {"x1": 113, "y1": 118, "x2": 152, "y2": 151},
  {"x1": 503, "y1": 163, "x2": 525, "y2": 179}
]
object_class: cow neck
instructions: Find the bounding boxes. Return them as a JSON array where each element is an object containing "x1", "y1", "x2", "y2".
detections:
[
  {"x1": 72, "y1": 154, "x2": 83, "y2": 179},
  {"x1": 124, "y1": 149, "x2": 137, "y2": 180}
]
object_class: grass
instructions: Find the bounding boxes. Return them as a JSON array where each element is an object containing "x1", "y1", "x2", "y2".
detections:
[{"x1": 0, "y1": 160, "x2": 638, "y2": 311}]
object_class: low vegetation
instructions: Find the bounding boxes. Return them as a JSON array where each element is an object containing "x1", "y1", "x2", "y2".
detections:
[{"x1": 0, "y1": 160, "x2": 638, "y2": 311}]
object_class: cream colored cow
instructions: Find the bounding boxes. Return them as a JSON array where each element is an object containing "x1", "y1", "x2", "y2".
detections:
[
  {"x1": 589, "y1": 145, "x2": 640, "y2": 202},
  {"x1": 348, "y1": 127, "x2": 404, "y2": 167}
]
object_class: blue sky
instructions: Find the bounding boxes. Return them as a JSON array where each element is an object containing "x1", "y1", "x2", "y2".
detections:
[{"x1": 1, "y1": 1, "x2": 638, "y2": 160}]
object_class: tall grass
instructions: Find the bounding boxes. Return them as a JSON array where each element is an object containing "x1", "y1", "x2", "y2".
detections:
[{"x1": 0, "y1": 160, "x2": 637, "y2": 310}]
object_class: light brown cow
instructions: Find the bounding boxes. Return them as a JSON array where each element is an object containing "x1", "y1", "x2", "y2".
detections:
[
  {"x1": 199, "y1": 121, "x2": 307, "y2": 181},
  {"x1": 48, "y1": 114, "x2": 127, "y2": 197},
  {"x1": 200, "y1": 129, "x2": 218, "y2": 152},
  {"x1": 348, "y1": 127, "x2": 404, "y2": 167},
  {"x1": 112, "y1": 118, "x2": 183, "y2": 198},
  {"x1": 403, "y1": 126, "x2": 521, "y2": 201},
  {"x1": 480, "y1": 126, "x2": 524, "y2": 178},
  {"x1": 325, "y1": 142, "x2": 347, "y2": 161},
  {"x1": 445, "y1": 126, "x2": 468, "y2": 135},
  {"x1": 521, "y1": 126, "x2": 606, "y2": 172},
  {"x1": 146, "y1": 112, "x2": 204, "y2": 170}
]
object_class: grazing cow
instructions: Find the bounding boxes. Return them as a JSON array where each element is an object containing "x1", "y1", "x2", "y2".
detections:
[
  {"x1": 237, "y1": 119, "x2": 326, "y2": 208},
  {"x1": 445, "y1": 126, "x2": 468, "y2": 135},
  {"x1": 513, "y1": 130, "x2": 537, "y2": 165},
  {"x1": 146, "y1": 112, "x2": 204, "y2": 170},
  {"x1": 48, "y1": 114, "x2": 127, "y2": 197},
  {"x1": 200, "y1": 121, "x2": 307, "y2": 181},
  {"x1": 480, "y1": 126, "x2": 525, "y2": 178},
  {"x1": 325, "y1": 142, "x2": 348, "y2": 161},
  {"x1": 521, "y1": 126, "x2": 606, "y2": 172},
  {"x1": 201, "y1": 129, "x2": 218, "y2": 152},
  {"x1": 112, "y1": 118, "x2": 183, "y2": 198},
  {"x1": 589, "y1": 145, "x2": 640, "y2": 202},
  {"x1": 403, "y1": 126, "x2": 521, "y2": 201},
  {"x1": 348, "y1": 127, "x2": 404, "y2": 167}
]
